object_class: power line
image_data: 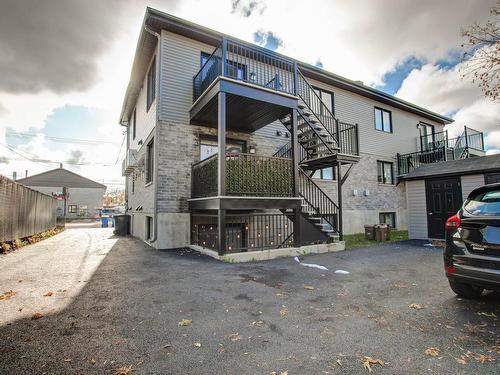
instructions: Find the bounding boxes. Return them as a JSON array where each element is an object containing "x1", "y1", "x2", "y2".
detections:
[
  {"x1": 0, "y1": 142, "x2": 119, "y2": 167},
  {"x1": 114, "y1": 132, "x2": 126, "y2": 166},
  {"x1": 6, "y1": 131, "x2": 122, "y2": 145}
]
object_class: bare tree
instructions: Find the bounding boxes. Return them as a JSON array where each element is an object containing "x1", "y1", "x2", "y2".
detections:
[{"x1": 460, "y1": 2, "x2": 500, "y2": 101}]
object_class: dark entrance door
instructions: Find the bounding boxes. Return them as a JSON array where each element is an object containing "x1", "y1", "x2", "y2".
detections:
[{"x1": 425, "y1": 177, "x2": 462, "y2": 239}]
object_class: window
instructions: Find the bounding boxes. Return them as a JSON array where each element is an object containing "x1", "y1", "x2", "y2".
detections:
[
  {"x1": 312, "y1": 167, "x2": 335, "y2": 180},
  {"x1": 313, "y1": 87, "x2": 334, "y2": 116},
  {"x1": 374, "y1": 107, "x2": 392, "y2": 133},
  {"x1": 68, "y1": 205, "x2": 77, "y2": 213},
  {"x1": 131, "y1": 109, "x2": 136, "y2": 140},
  {"x1": 379, "y1": 212, "x2": 396, "y2": 228},
  {"x1": 146, "y1": 139, "x2": 154, "y2": 184},
  {"x1": 201, "y1": 52, "x2": 246, "y2": 81},
  {"x1": 419, "y1": 122, "x2": 434, "y2": 151},
  {"x1": 377, "y1": 161, "x2": 394, "y2": 184},
  {"x1": 199, "y1": 136, "x2": 246, "y2": 161},
  {"x1": 146, "y1": 57, "x2": 156, "y2": 111},
  {"x1": 131, "y1": 177, "x2": 135, "y2": 194},
  {"x1": 146, "y1": 216, "x2": 153, "y2": 240}
]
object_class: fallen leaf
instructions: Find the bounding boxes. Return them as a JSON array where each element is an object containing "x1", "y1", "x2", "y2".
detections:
[
  {"x1": 474, "y1": 354, "x2": 495, "y2": 363},
  {"x1": 456, "y1": 356, "x2": 467, "y2": 365},
  {"x1": 477, "y1": 312, "x2": 497, "y2": 318},
  {"x1": 304, "y1": 285, "x2": 315, "y2": 290},
  {"x1": 163, "y1": 344, "x2": 172, "y2": 349},
  {"x1": 31, "y1": 312, "x2": 43, "y2": 320},
  {"x1": 362, "y1": 356, "x2": 384, "y2": 373},
  {"x1": 178, "y1": 319, "x2": 192, "y2": 327},
  {"x1": 91, "y1": 358, "x2": 96, "y2": 364},
  {"x1": 114, "y1": 366, "x2": 134, "y2": 375},
  {"x1": 409, "y1": 303, "x2": 425, "y2": 310},
  {"x1": 228, "y1": 333, "x2": 241, "y2": 342},
  {"x1": 252, "y1": 320, "x2": 264, "y2": 327},
  {"x1": 425, "y1": 347, "x2": 440, "y2": 357},
  {"x1": 0, "y1": 290, "x2": 16, "y2": 301},
  {"x1": 336, "y1": 359, "x2": 343, "y2": 367},
  {"x1": 280, "y1": 307, "x2": 288, "y2": 317},
  {"x1": 43, "y1": 291, "x2": 53, "y2": 297},
  {"x1": 63, "y1": 358, "x2": 72, "y2": 362},
  {"x1": 193, "y1": 342, "x2": 202, "y2": 348}
]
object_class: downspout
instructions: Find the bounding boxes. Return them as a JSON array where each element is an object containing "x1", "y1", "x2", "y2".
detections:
[{"x1": 144, "y1": 23, "x2": 161, "y2": 244}]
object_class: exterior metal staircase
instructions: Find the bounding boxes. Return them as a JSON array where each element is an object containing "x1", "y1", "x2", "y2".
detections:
[{"x1": 274, "y1": 70, "x2": 360, "y2": 243}]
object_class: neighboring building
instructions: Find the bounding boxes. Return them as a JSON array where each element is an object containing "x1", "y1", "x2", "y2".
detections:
[
  {"x1": 119, "y1": 8, "x2": 485, "y2": 256},
  {"x1": 403, "y1": 154, "x2": 500, "y2": 240},
  {"x1": 17, "y1": 167, "x2": 106, "y2": 219}
]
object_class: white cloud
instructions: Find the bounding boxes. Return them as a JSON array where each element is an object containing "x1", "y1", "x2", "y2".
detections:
[
  {"x1": 0, "y1": 0, "x2": 497, "y2": 185},
  {"x1": 396, "y1": 54, "x2": 500, "y2": 149}
]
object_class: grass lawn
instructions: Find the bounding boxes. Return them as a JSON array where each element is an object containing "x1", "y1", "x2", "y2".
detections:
[{"x1": 344, "y1": 230, "x2": 408, "y2": 250}]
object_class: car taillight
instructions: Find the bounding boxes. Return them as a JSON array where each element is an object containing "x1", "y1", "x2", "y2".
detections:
[
  {"x1": 445, "y1": 265, "x2": 457, "y2": 274},
  {"x1": 445, "y1": 213, "x2": 461, "y2": 231}
]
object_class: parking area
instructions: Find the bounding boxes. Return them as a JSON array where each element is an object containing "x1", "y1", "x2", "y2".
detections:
[{"x1": 0, "y1": 227, "x2": 498, "y2": 374}]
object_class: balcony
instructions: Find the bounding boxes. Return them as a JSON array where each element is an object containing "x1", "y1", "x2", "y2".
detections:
[
  {"x1": 397, "y1": 126, "x2": 485, "y2": 175},
  {"x1": 190, "y1": 38, "x2": 298, "y2": 132},
  {"x1": 121, "y1": 149, "x2": 138, "y2": 176},
  {"x1": 189, "y1": 153, "x2": 301, "y2": 210}
]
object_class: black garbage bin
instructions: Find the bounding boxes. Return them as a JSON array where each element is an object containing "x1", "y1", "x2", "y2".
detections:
[{"x1": 113, "y1": 214, "x2": 130, "y2": 236}]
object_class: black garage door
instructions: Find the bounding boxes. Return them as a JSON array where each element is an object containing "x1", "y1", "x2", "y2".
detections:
[{"x1": 425, "y1": 177, "x2": 463, "y2": 239}]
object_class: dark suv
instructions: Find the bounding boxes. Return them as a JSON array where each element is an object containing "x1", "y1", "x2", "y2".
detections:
[{"x1": 444, "y1": 183, "x2": 500, "y2": 298}]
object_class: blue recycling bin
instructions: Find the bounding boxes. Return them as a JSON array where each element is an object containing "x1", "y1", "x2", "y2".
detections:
[{"x1": 101, "y1": 217, "x2": 109, "y2": 228}]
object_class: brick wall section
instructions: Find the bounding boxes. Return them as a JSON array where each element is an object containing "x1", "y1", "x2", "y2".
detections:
[
  {"x1": 156, "y1": 121, "x2": 290, "y2": 213},
  {"x1": 155, "y1": 120, "x2": 405, "y2": 218}
]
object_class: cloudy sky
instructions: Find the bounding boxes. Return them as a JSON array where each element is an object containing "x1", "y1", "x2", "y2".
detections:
[{"x1": 0, "y1": 0, "x2": 498, "y2": 189}]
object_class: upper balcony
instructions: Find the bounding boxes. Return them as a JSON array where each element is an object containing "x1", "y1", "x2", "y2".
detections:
[
  {"x1": 190, "y1": 38, "x2": 299, "y2": 132},
  {"x1": 397, "y1": 126, "x2": 485, "y2": 176}
]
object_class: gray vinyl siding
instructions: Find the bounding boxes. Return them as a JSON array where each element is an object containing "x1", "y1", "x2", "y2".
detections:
[
  {"x1": 160, "y1": 30, "x2": 215, "y2": 124},
  {"x1": 406, "y1": 180, "x2": 428, "y2": 239},
  {"x1": 307, "y1": 78, "x2": 444, "y2": 157},
  {"x1": 461, "y1": 174, "x2": 484, "y2": 199}
]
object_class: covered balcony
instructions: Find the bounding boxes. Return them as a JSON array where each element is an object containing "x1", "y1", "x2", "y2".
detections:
[
  {"x1": 190, "y1": 38, "x2": 298, "y2": 132},
  {"x1": 189, "y1": 152, "x2": 301, "y2": 210}
]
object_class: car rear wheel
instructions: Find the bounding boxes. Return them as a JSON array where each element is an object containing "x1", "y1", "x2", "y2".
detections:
[{"x1": 448, "y1": 280, "x2": 483, "y2": 299}]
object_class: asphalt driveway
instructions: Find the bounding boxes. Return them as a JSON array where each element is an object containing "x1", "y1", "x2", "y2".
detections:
[{"x1": 0, "y1": 227, "x2": 498, "y2": 374}]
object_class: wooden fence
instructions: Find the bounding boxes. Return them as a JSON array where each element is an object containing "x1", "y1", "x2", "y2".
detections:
[{"x1": 0, "y1": 175, "x2": 57, "y2": 242}]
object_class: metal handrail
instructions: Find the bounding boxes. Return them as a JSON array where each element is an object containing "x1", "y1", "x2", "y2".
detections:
[
  {"x1": 298, "y1": 169, "x2": 339, "y2": 233},
  {"x1": 297, "y1": 70, "x2": 338, "y2": 143}
]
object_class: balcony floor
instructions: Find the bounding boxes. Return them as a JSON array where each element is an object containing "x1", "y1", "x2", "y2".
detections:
[
  {"x1": 188, "y1": 196, "x2": 302, "y2": 211},
  {"x1": 190, "y1": 77, "x2": 298, "y2": 132}
]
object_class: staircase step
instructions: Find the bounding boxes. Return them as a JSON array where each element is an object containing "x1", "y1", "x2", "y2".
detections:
[{"x1": 298, "y1": 103, "x2": 307, "y2": 110}]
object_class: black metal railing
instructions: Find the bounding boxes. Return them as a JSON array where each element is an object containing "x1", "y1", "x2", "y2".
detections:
[
  {"x1": 193, "y1": 44, "x2": 223, "y2": 101},
  {"x1": 337, "y1": 121, "x2": 359, "y2": 155},
  {"x1": 191, "y1": 153, "x2": 293, "y2": 198},
  {"x1": 397, "y1": 148, "x2": 447, "y2": 175},
  {"x1": 191, "y1": 154, "x2": 218, "y2": 198},
  {"x1": 191, "y1": 213, "x2": 294, "y2": 253},
  {"x1": 298, "y1": 170, "x2": 339, "y2": 233},
  {"x1": 296, "y1": 71, "x2": 338, "y2": 142},
  {"x1": 193, "y1": 38, "x2": 296, "y2": 102},
  {"x1": 465, "y1": 127, "x2": 484, "y2": 151}
]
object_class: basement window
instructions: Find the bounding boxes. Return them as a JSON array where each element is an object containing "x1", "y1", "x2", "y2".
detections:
[
  {"x1": 68, "y1": 205, "x2": 77, "y2": 213},
  {"x1": 379, "y1": 212, "x2": 396, "y2": 228},
  {"x1": 146, "y1": 216, "x2": 153, "y2": 241}
]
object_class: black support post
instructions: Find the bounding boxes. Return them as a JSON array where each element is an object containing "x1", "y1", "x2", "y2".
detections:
[
  {"x1": 218, "y1": 92, "x2": 226, "y2": 255},
  {"x1": 337, "y1": 161, "x2": 343, "y2": 241},
  {"x1": 291, "y1": 109, "x2": 302, "y2": 247}
]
